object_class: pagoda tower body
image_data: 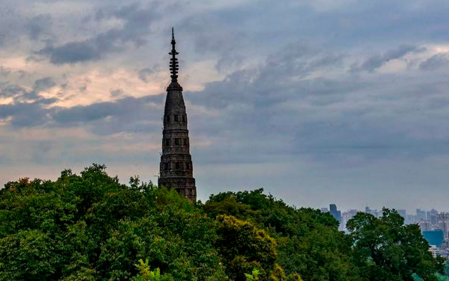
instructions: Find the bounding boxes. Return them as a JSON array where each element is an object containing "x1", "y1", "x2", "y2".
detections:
[{"x1": 158, "y1": 28, "x2": 196, "y2": 202}]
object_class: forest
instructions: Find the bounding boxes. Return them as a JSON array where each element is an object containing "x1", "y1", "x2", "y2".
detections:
[{"x1": 0, "y1": 164, "x2": 447, "y2": 281}]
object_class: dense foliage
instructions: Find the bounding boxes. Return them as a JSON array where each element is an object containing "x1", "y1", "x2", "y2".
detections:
[
  {"x1": 0, "y1": 165, "x2": 445, "y2": 281},
  {"x1": 348, "y1": 210, "x2": 446, "y2": 281}
]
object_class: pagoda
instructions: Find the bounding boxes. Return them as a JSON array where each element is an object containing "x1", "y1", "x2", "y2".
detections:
[{"x1": 158, "y1": 28, "x2": 196, "y2": 202}]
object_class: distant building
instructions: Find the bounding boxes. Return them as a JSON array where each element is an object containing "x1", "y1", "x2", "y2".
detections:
[
  {"x1": 342, "y1": 209, "x2": 359, "y2": 230},
  {"x1": 329, "y1": 204, "x2": 341, "y2": 224},
  {"x1": 365, "y1": 206, "x2": 379, "y2": 217},
  {"x1": 430, "y1": 214, "x2": 438, "y2": 225},
  {"x1": 438, "y1": 239, "x2": 449, "y2": 259},
  {"x1": 439, "y1": 212, "x2": 449, "y2": 221},
  {"x1": 320, "y1": 208, "x2": 329, "y2": 213},
  {"x1": 423, "y1": 230, "x2": 444, "y2": 247},
  {"x1": 429, "y1": 245, "x2": 440, "y2": 258},
  {"x1": 439, "y1": 221, "x2": 449, "y2": 238},
  {"x1": 416, "y1": 209, "x2": 427, "y2": 221},
  {"x1": 419, "y1": 221, "x2": 432, "y2": 232},
  {"x1": 406, "y1": 214, "x2": 416, "y2": 225},
  {"x1": 398, "y1": 209, "x2": 406, "y2": 219}
]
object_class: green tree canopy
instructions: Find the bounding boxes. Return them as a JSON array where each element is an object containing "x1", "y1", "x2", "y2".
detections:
[
  {"x1": 0, "y1": 165, "x2": 225, "y2": 280},
  {"x1": 347, "y1": 208, "x2": 445, "y2": 281},
  {"x1": 215, "y1": 214, "x2": 284, "y2": 281},
  {"x1": 204, "y1": 189, "x2": 362, "y2": 281},
  {"x1": 0, "y1": 166, "x2": 445, "y2": 281}
]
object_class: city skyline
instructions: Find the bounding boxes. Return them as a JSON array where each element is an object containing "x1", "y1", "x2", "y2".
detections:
[
  {"x1": 324, "y1": 202, "x2": 449, "y2": 258},
  {"x1": 324, "y1": 205, "x2": 449, "y2": 215},
  {"x1": 1, "y1": 0, "x2": 449, "y2": 210}
]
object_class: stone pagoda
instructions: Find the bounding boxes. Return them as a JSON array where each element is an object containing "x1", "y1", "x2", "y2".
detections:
[{"x1": 158, "y1": 28, "x2": 196, "y2": 202}]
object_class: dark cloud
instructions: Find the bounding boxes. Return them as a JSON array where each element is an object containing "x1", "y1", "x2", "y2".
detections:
[
  {"x1": 0, "y1": 90, "x2": 164, "y2": 136},
  {"x1": 180, "y1": 41, "x2": 449, "y2": 169},
  {"x1": 179, "y1": 14, "x2": 246, "y2": 54},
  {"x1": 0, "y1": 4, "x2": 23, "y2": 48},
  {"x1": 175, "y1": 0, "x2": 449, "y2": 70},
  {"x1": 20, "y1": 92, "x2": 42, "y2": 101},
  {"x1": 39, "y1": 41, "x2": 102, "y2": 64},
  {"x1": 0, "y1": 84, "x2": 25, "y2": 98},
  {"x1": 0, "y1": 100, "x2": 54, "y2": 127},
  {"x1": 26, "y1": 14, "x2": 53, "y2": 41},
  {"x1": 0, "y1": 83, "x2": 48, "y2": 103},
  {"x1": 1, "y1": 78, "x2": 165, "y2": 135},
  {"x1": 189, "y1": 41, "x2": 345, "y2": 110},
  {"x1": 351, "y1": 45, "x2": 426, "y2": 73},
  {"x1": 0, "y1": 79, "x2": 60, "y2": 128},
  {"x1": 51, "y1": 94, "x2": 164, "y2": 135},
  {"x1": 33, "y1": 77, "x2": 56, "y2": 93},
  {"x1": 177, "y1": 13, "x2": 250, "y2": 72},
  {"x1": 305, "y1": 0, "x2": 449, "y2": 46},
  {"x1": 419, "y1": 53, "x2": 449, "y2": 71},
  {"x1": 215, "y1": 54, "x2": 244, "y2": 72},
  {"x1": 110, "y1": 89, "x2": 125, "y2": 97},
  {"x1": 138, "y1": 67, "x2": 154, "y2": 82},
  {"x1": 53, "y1": 102, "x2": 120, "y2": 123},
  {"x1": 38, "y1": 2, "x2": 162, "y2": 64}
]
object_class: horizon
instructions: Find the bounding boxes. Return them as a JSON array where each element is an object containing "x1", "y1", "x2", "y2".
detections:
[{"x1": 1, "y1": 0, "x2": 449, "y2": 211}]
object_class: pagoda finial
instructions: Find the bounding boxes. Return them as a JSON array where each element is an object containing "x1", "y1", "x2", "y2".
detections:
[{"x1": 169, "y1": 27, "x2": 179, "y2": 83}]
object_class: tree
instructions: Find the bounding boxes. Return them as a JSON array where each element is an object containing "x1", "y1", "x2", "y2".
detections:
[
  {"x1": 347, "y1": 208, "x2": 445, "y2": 281},
  {"x1": 204, "y1": 189, "x2": 361, "y2": 281},
  {"x1": 132, "y1": 259, "x2": 174, "y2": 281},
  {"x1": 216, "y1": 215, "x2": 285, "y2": 281},
  {"x1": 0, "y1": 165, "x2": 226, "y2": 281}
]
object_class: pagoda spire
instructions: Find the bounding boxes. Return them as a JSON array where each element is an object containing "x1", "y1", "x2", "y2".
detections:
[{"x1": 169, "y1": 27, "x2": 179, "y2": 83}]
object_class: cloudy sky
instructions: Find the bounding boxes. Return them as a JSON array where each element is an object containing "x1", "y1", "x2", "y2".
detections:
[{"x1": 1, "y1": 0, "x2": 449, "y2": 212}]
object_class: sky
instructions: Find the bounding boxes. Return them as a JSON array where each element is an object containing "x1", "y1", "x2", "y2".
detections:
[{"x1": 1, "y1": 0, "x2": 449, "y2": 212}]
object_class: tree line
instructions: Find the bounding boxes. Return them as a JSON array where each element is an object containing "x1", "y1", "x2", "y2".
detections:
[{"x1": 0, "y1": 164, "x2": 446, "y2": 281}]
